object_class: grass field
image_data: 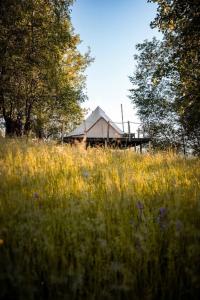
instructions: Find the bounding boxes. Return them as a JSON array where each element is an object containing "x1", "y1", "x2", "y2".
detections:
[{"x1": 0, "y1": 139, "x2": 200, "y2": 300}]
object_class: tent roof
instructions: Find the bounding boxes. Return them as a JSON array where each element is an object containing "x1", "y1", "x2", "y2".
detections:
[{"x1": 67, "y1": 106, "x2": 124, "y2": 137}]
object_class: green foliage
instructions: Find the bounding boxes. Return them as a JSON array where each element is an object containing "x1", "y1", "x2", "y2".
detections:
[
  {"x1": 129, "y1": 38, "x2": 182, "y2": 149},
  {"x1": 0, "y1": 140, "x2": 200, "y2": 299},
  {"x1": 148, "y1": 0, "x2": 200, "y2": 152},
  {"x1": 0, "y1": 0, "x2": 91, "y2": 138}
]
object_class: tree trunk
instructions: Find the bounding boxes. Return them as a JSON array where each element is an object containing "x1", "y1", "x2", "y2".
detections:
[
  {"x1": 4, "y1": 115, "x2": 23, "y2": 137},
  {"x1": 24, "y1": 119, "x2": 31, "y2": 136},
  {"x1": 15, "y1": 115, "x2": 23, "y2": 136},
  {"x1": 4, "y1": 116, "x2": 16, "y2": 137}
]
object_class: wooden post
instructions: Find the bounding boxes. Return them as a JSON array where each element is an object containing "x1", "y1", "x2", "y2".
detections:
[
  {"x1": 107, "y1": 121, "x2": 110, "y2": 145},
  {"x1": 140, "y1": 143, "x2": 142, "y2": 154},
  {"x1": 128, "y1": 121, "x2": 131, "y2": 142},
  {"x1": 121, "y1": 104, "x2": 124, "y2": 132},
  {"x1": 137, "y1": 128, "x2": 140, "y2": 138}
]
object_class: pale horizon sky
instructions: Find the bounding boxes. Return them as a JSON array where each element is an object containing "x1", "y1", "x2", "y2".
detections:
[{"x1": 71, "y1": 0, "x2": 162, "y2": 132}]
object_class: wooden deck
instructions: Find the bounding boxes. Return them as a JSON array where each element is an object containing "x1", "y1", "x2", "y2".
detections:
[{"x1": 64, "y1": 134, "x2": 151, "y2": 151}]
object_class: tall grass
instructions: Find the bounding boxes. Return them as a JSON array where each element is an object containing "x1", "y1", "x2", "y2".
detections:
[{"x1": 0, "y1": 139, "x2": 200, "y2": 300}]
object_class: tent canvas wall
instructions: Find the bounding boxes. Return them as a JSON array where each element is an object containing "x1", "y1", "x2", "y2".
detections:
[{"x1": 67, "y1": 106, "x2": 124, "y2": 139}]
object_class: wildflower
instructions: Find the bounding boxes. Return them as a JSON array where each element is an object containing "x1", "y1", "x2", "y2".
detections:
[
  {"x1": 159, "y1": 207, "x2": 167, "y2": 217},
  {"x1": 0, "y1": 239, "x2": 4, "y2": 246},
  {"x1": 33, "y1": 192, "x2": 39, "y2": 199},
  {"x1": 136, "y1": 201, "x2": 144, "y2": 220},
  {"x1": 157, "y1": 207, "x2": 168, "y2": 230},
  {"x1": 136, "y1": 201, "x2": 144, "y2": 211},
  {"x1": 82, "y1": 170, "x2": 90, "y2": 178}
]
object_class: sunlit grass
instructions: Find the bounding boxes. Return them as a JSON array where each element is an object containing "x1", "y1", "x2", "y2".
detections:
[{"x1": 0, "y1": 139, "x2": 200, "y2": 299}]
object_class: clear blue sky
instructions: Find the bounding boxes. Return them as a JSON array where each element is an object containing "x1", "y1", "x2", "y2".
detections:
[{"x1": 71, "y1": 0, "x2": 161, "y2": 132}]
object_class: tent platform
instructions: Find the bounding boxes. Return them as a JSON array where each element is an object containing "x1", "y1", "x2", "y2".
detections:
[{"x1": 63, "y1": 136, "x2": 151, "y2": 150}]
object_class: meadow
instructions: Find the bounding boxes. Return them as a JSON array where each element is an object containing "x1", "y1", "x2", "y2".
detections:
[{"x1": 0, "y1": 139, "x2": 200, "y2": 300}]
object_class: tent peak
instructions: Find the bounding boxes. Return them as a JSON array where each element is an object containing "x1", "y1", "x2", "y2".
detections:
[{"x1": 93, "y1": 105, "x2": 104, "y2": 112}]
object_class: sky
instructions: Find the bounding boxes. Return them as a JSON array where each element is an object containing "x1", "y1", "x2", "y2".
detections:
[{"x1": 71, "y1": 0, "x2": 162, "y2": 132}]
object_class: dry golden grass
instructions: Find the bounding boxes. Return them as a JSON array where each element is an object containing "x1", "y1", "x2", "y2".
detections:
[{"x1": 0, "y1": 139, "x2": 200, "y2": 299}]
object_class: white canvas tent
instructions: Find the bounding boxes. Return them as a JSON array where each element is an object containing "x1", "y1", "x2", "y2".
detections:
[{"x1": 67, "y1": 106, "x2": 124, "y2": 139}]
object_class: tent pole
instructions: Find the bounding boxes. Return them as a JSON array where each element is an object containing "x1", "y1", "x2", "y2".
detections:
[{"x1": 128, "y1": 121, "x2": 131, "y2": 142}]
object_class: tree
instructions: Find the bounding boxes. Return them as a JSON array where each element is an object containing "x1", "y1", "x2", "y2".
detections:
[
  {"x1": 129, "y1": 38, "x2": 184, "y2": 150},
  {"x1": 148, "y1": 0, "x2": 200, "y2": 153},
  {"x1": 0, "y1": 0, "x2": 91, "y2": 138}
]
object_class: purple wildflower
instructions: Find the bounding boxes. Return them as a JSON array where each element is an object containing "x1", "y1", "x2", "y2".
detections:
[
  {"x1": 157, "y1": 207, "x2": 168, "y2": 230},
  {"x1": 159, "y1": 207, "x2": 167, "y2": 217},
  {"x1": 33, "y1": 192, "x2": 39, "y2": 199},
  {"x1": 136, "y1": 201, "x2": 144, "y2": 220},
  {"x1": 136, "y1": 201, "x2": 144, "y2": 211}
]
